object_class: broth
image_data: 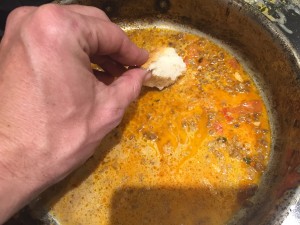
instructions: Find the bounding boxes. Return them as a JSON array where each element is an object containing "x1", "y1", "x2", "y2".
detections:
[{"x1": 36, "y1": 27, "x2": 271, "y2": 225}]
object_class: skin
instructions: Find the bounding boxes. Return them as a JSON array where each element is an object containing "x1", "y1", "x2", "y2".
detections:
[{"x1": 0, "y1": 4, "x2": 149, "y2": 224}]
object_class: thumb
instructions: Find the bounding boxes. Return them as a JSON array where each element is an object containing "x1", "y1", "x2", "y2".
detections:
[
  {"x1": 107, "y1": 68, "x2": 151, "y2": 108},
  {"x1": 91, "y1": 68, "x2": 151, "y2": 140}
]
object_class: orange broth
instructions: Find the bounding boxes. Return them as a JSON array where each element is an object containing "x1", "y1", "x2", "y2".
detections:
[{"x1": 38, "y1": 28, "x2": 271, "y2": 225}]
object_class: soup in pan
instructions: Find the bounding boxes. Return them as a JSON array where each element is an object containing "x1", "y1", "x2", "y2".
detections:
[{"x1": 36, "y1": 27, "x2": 271, "y2": 225}]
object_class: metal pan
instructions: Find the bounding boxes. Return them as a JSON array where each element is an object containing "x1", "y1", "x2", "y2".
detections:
[{"x1": 5, "y1": 0, "x2": 300, "y2": 224}]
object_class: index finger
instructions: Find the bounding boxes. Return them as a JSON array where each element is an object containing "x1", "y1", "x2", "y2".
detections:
[
  {"x1": 61, "y1": 5, "x2": 110, "y2": 21},
  {"x1": 77, "y1": 15, "x2": 148, "y2": 66}
]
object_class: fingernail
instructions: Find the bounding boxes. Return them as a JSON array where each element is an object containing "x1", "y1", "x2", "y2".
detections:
[
  {"x1": 144, "y1": 70, "x2": 152, "y2": 81},
  {"x1": 141, "y1": 48, "x2": 149, "y2": 58}
]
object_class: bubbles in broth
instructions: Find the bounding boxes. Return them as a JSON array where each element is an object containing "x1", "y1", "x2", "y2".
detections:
[{"x1": 35, "y1": 27, "x2": 271, "y2": 225}]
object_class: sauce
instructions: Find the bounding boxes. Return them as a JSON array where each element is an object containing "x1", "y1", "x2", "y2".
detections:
[{"x1": 37, "y1": 27, "x2": 271, "y2": 225}]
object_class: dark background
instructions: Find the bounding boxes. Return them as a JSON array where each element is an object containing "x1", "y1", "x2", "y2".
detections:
[
  {"x1": 0, "y1": 0, "x2": 52, "y2": 36},
  {"x1": 282, "y1": 8, "x2": 300, "y2": 53}
]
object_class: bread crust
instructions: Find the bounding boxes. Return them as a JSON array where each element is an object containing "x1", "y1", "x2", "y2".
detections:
[{"x1": 142, "y1": 47, "x2": 186, "y2": 90}]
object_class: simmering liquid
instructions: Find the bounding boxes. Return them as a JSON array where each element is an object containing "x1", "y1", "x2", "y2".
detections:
[{"x1": 36, "y1": 27, "x2": 271, "y2": 225}]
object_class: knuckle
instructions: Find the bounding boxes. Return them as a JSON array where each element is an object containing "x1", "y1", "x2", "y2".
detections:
[
  {"x1": 33, "y1": 5, "x2": 66, "y2": 32},
  {"x1": 100, "y1": 102, "x2": 124, "y2": 131},
  {"x1": 110, "y1": 111, "x2": 123, "y2": 128},
  {"x1": 126, "y1": 72, "x2": 143, "y2": 100},
  {"x1": 5, "y1": 6, "x2": 31, "y2": 29},
  {"x1": 35, "y1": 4, "x2": 64, "y2": 19},
  {"x1": 7, "y1": 7, "x2": 24, "y2": 21},
  {"x1": 22, "y1": 5, "x2": 73, "y2": 42},
  {"x1": 89, "y1": 7, "x2": 109, "y2": 20}
]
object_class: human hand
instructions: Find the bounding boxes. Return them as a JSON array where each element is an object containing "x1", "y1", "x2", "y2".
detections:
[{"x1": 0, "y1": 4, "x2": 149, "y2": 223}]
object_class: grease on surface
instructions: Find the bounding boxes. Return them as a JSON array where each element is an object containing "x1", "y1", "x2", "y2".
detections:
[{"x1": 36, "y1": 28, "x2": 271, "y2": 225}]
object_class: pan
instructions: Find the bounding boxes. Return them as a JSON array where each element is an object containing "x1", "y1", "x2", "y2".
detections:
[{"x1": 5, "y1": 0, "x2": 300, "y2": 224}]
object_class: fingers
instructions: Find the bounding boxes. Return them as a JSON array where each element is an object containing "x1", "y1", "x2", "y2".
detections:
[
  {"x1": 93, "y1": 70, "x2": 115, "y2": 85},
  {"x1": 78, "y1": 16, "x2": 149, "y2": 66},
  {"x1": 62, "y1": 5, "x2": 149, "y2": 66},
  {"x1": 6, "y1": 6, "x2": 35, "y2": 23},
  {"x1": 92, "y1": 69, "x2": 150, "y2": 137},
  {"x1": 4, "y1": 6, "x2": 35, "y2": 39},
  {"x1": 92, "y1": 55, "x2": 126, "y2": 77},
  {"x1": 100, "y1": 69, "x2": 151, "y2": 109},
  {"x1": 109, "y1": 44, "x2": 149, "y2": 67},
  {"x1": 7, "y1": 4, "x2": 148, "y2": 67},
  {"x1": 60, "y1": 5, "x2": 110, "y2": 21}
]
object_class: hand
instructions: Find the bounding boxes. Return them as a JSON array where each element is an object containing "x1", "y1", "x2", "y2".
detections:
[{"x1": 0, "y1": 4, "x2": 149, "y2": 223}]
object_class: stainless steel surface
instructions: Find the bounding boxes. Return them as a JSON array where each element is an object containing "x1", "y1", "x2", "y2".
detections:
[
  {"x1": 244, "y1": 0, "x2": 300, "y2": 53},
  {"x1": 282, "y1": 199, "x2": 300, "y2": 225},
  {"x1": 244, "y1": 2, "x2": 300, "y2": 223}
]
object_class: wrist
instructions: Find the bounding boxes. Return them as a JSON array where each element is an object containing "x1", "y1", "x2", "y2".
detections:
[
  {"x1": 0, "y1": 172, "x2": 30, "y2": 224},
  {"x1": 0, "y1": 139, "x2": 45, "y2": 224}
]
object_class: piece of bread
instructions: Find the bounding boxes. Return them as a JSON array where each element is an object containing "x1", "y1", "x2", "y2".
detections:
[{"x1": 142, "y1": 47, "x2": 186, "y2": 90}]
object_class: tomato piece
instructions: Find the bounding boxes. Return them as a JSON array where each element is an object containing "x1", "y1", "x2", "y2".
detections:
[
  {"x1": 221, "y1": 101, "x2": 262, "y2": 123},
  {"x1": 222, "y1": 108, "x2": 234, "y2": 122},
  {"x1": 213, "y1": 122, "x2": 223, "y2": 134}
]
